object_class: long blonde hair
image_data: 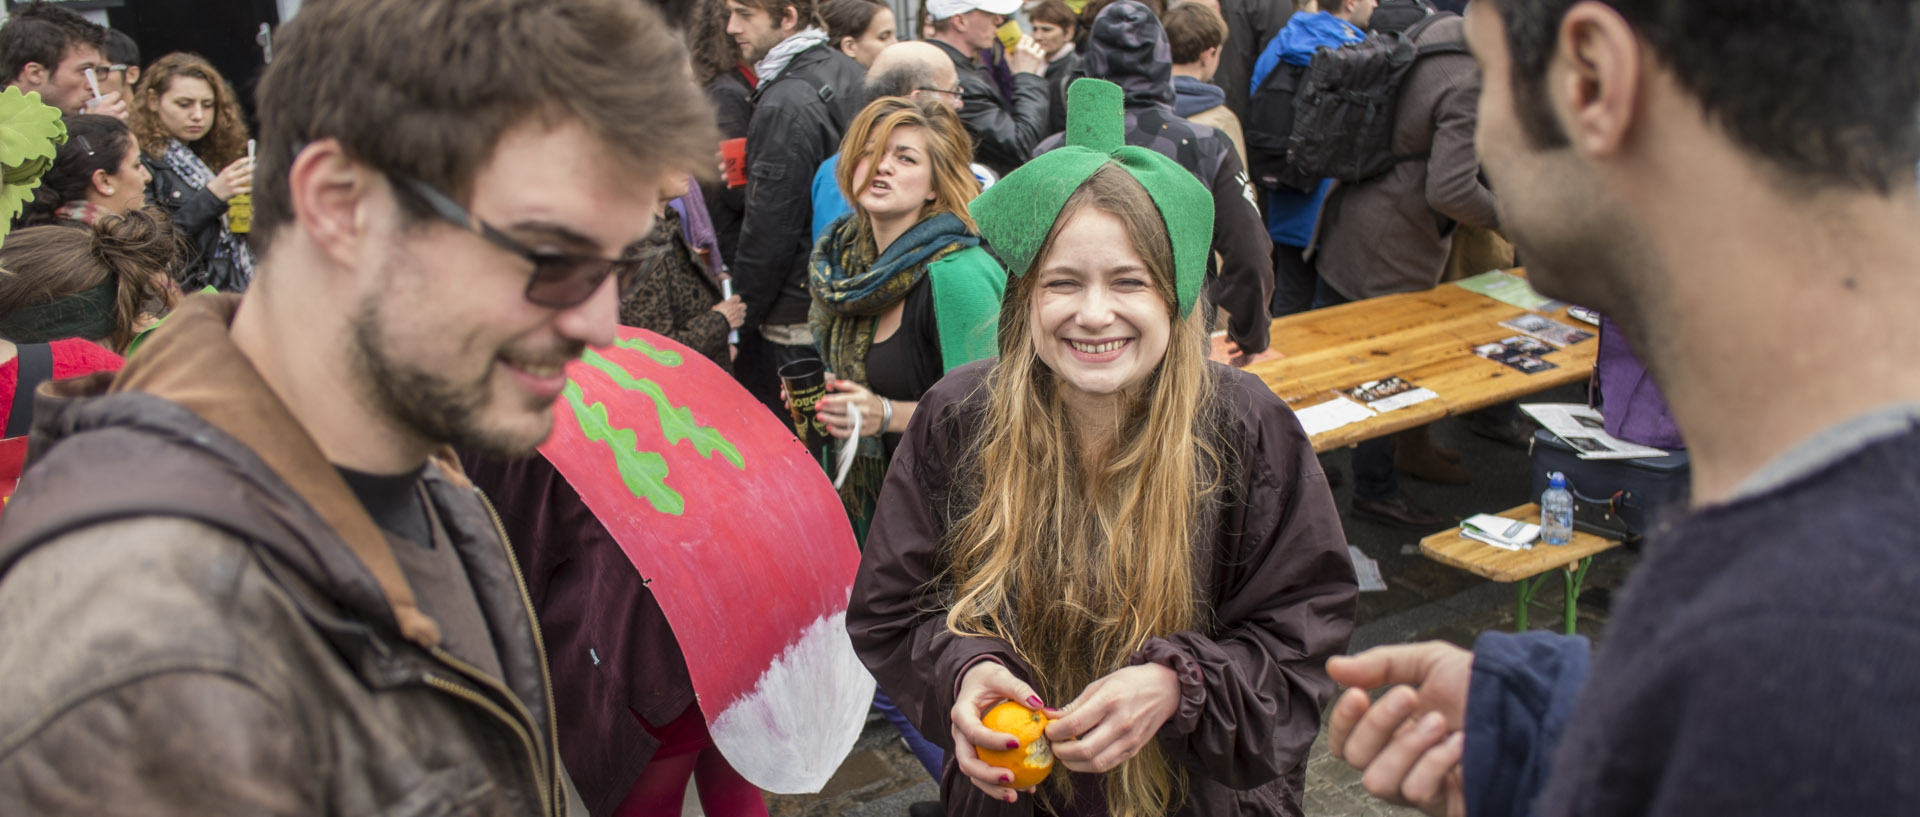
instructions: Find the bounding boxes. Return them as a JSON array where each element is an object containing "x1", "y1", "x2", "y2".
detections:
[{"x1": 944, "y1": 165, "x2": 1226, "y2": 817}]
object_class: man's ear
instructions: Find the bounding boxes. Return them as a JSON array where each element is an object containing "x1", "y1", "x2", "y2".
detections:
[
  {"x1": 14, "y1": 61, "x2": 47, "y2": 91},
  {"x1": 1553, "y1": 2, "x2": 1641, "y2": 158},
  {"x1": 287, "y1": 139, "x2": 378, "y2": 270},
  {"x1": 780, "y1": 4, "x2": 802, "y2": 34},
  {"x1": 124, "y1": 66, "x2": 141, "y2": 88}
]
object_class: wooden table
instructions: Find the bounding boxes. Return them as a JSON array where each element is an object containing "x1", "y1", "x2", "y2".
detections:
[
  {"x1": 1420, "y1": 503, "x2": 1623, "y2": 633},
  {"x1": 1241, "y1": 270, "x2": 1599, "y2": 452}
]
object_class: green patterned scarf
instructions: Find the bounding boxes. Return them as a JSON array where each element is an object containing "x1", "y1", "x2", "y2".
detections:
[{"x1": 807, "y1": 211, "x2": 978, "y2": 389}]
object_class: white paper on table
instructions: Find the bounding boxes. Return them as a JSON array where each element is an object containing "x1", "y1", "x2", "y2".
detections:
[
  {"x1": 1366, "y1": 387, "x2": 1439, "y2": 413},
  {"x1": 1519, "y1": 403, "x2": 1670, "y2": 460},
  {"x1": 1295, "y1": 396, "x2": 1377, "y2": 437},
  {"x1": 1461, "y1": 513, "x2": 1539, "y2": 550},
  {"x1": 1348, "y1": 546, "x2": 1388, "y2": 592}
]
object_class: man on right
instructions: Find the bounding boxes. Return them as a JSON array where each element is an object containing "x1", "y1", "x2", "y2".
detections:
[{"x1": 1326, "y1": 2, "x2": 1920, "y2": 816}]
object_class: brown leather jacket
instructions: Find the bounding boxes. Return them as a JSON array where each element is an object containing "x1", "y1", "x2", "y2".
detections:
[{"x1": 0, "y1": 295, "x2": 582, "y2": 815}]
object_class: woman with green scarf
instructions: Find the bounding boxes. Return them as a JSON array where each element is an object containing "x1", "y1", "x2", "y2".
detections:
[{"x1": 809, "y1": 96, "x2": 1005, "y2": 541}]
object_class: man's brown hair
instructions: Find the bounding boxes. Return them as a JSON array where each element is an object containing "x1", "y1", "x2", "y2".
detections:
[
  {"x1": 1026, "y1": 0, "x2": 1078, "y2": 33},
  {"x1": 251, "y1": 0, "x2": 718, "y2": 257},
  {"x1": 1163, "y1": 2, "x2": 1227, "y2": 65},
  {"x1": 728, "y1": 0, "x2": 825, "y2": 31}
]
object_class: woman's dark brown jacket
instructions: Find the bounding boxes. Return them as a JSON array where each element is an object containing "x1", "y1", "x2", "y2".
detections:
[{"x1": 848, "y1": 360, "x2": 1358, "y2": 816}]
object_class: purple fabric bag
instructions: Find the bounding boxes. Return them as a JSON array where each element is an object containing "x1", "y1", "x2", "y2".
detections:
[
  {"x1": 668, "y1": 182, "x2": 724, "y2": 280},
  {"x1": 1595, "y1": 316, "x2": 1685, "y2": 449}
]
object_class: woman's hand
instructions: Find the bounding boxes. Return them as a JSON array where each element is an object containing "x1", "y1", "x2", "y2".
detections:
[
  {"x1": 951, "y1": 661, "x2": 1048, "y2": 804},
  {"x1": 817, "y1": 379, "x2": 885, "y2": 439},
  {"x1": 1043, "y1": 663, "x2": 1180, "y2": 774},
  {"x1": 711, "y1": 295, "x2": 745, "y2": 329},
  {"x1": 208, "y1": 157, "x2": 254, "y2": 201}
]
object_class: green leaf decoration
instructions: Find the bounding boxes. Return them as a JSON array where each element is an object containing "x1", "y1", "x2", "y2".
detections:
[
  {"x1": 0, "y1": 87, "x2": 65, "y2": 168},
  {"x1": 564, "y1": 380, "x2": 684, "y2": 515},
  {"x1": 613, "y1": 336, "x2": 684, "y2": 367},
  {"x1": 0, "y1": 87, "x2": 67, "y2": 240},
  {"x1": 581, "y1": 350, "x2": 744, "y2": 469}
]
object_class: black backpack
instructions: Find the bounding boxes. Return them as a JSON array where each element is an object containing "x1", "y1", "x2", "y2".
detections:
[
  {"x1": 1244, "y1": 59, "x2": 1316, "y2": 193},
  {"x1": 1285, "y1": 11, "x2": 1468, "y2": 184}
]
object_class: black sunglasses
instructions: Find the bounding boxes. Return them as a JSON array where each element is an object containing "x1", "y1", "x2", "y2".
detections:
[{"x1": 389, "y1": 174, "x2": 663, "y2": 308}]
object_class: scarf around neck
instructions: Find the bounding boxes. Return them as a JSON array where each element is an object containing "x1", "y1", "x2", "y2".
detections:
[
  {"x1": 755, "y1": 28, "x2": 830, "y2": 87},
  {"x1": 807, "y1": 210, "x2": 977, "y2": 390},
  {"x1": 53, "y1": 200, "x2": 112, "y2": 227}
]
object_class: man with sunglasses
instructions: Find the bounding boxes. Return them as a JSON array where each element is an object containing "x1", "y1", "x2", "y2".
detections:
[{"x1": 0, "y1": 0, "x2": 714, "y2": 813}]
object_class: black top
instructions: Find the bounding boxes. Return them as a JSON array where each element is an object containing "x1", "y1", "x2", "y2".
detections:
[
  {"x1": 865, "y1": 280, "x2": 942, "y2": 458},
  {"x1": 336, "y1": 465, "x2": 430, "y2": 547}
]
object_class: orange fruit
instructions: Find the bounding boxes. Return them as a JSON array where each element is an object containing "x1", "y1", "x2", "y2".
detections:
[{"x1": 976, "y1": 700, "x2": 1054, "y2": 788}]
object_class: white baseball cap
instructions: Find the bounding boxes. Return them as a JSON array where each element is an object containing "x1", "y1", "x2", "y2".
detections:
[{"x1": 926, "y1": 0, "x2": 1023, "y2": 21}]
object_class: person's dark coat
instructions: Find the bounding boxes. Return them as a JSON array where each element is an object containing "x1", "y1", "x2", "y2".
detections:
[
  {"x1": 927, "y1": 39, "x2": 1052, "y2": 179},
  {"x1": 848, "y1": 361, "x2": 1358, "y2": 817},
  {"x1": 460, "y1": 453, "x2": 696, "y2": 817},
  {"x1": 620, "y1": 206, "x2": 732, "y2": 373},
  {"x1": 144, "y1": 153, "x2": 244, "y2": 292},
  {"x1": 1310, "y1": 14, "x2": 1498, "y2": 300},
  {"x1": 734, "y1": 43, "x2": 865, "y2": 332},
  {"x1": 1037, "y1": 1, "x2": 1276, "y2": 353},
  {"x1": 1042, "y1": 46, "x2": 1082, "y2": 138},
  {"x1": 1213, "y1": 0, "x2": 1297, "y2": 123},
  {"x1": 701, "y1": 68, "x2": 754, "y2": 266}
]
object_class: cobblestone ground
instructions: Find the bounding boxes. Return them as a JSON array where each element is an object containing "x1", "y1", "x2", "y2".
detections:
[{"x1": 732, "y1": 395, "x2": 1641, "y2": 817}]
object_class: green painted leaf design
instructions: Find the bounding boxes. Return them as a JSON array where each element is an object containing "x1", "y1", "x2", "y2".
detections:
[
  {"x1": 613, "y1": 336, "x2": 684, "y2": 367},
  {"x1": 582, "y1": 350, "x2": 744, "y2": 469},
  {"x1": 563, "y1": 380, "x2": 684, "y2": 515}
]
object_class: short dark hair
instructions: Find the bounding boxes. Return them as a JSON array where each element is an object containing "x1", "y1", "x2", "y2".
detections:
[
  {"x1": 1489, "y1": 0, "x2": 1920, "y2": 194},
  {"x1": 0, "y1": 2, "x2": 105, "y2": 84},
  {"x1": 1162, "y1": 2, "x2": 1226, "y2": 64},
  {"x1": 823, "y1": 0, "x2": 889, "y2": 47},
  {"x1": 731, "y1": 0, "x2": 824, "y2": 31},
  {"x1": 251, "y1": 0, "x2": 718, "y2": 258},
  {"x1": 104, "y1": 28, "x2": 138, "y2": 68},
  {"x1": 1027, "y1": 0, "x2": 1078, "y2": 32},
  {"x1": 863, "y1": 64, "x2": 931, "y2": 105}
]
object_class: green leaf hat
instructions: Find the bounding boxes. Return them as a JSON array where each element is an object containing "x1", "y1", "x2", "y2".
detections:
[
  {"x1": 0, "y1": 85, "x2": 69, "y2": 249},
  {"x1": 967, "y1": 78, "x2": 1214, "y2": 317}
]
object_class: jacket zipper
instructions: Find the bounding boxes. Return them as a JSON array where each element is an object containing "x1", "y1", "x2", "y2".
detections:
[
  {"x1": 476, "y1": 488, "x2": 565, "y2": 817},
  {"x1": 421, "y1": 671, "x2": 552, "y2": 814}
]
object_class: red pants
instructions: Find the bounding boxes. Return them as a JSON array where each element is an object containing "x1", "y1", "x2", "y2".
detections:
[{"x1": 612, "y1": 704, "x2": 768, "y2": 817}]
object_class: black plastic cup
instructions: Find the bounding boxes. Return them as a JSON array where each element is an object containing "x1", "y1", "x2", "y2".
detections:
[{"x1": 778, "y1": 357, "x2": 829, "y2": 453}]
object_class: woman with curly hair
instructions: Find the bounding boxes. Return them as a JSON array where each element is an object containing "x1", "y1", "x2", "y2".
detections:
[
  {"x1": 128, "y1": 52, "x2": 255, "y2": 293},
  {"x1": 847, "y1": 81, "x2": 1356, "y2": 817},
  {"x1": 690, "y1": 0, "x2": 754, "y2": 264}
]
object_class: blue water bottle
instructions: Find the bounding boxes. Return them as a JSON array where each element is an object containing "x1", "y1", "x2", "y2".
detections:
[{"x1": 1541, "y1": 472, "x2": 1574, "y2": 546}]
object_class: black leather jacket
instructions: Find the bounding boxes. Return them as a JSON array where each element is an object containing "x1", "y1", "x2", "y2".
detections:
[
  {"x1": 143, "y1": 153, "x2": 248, "y2": 293},
  {"x1": 733, "y1": 43, "x2": 865, "y2": 331},
  {"x1": 927, "y1": 39, "x2": 1051, "y2": 179}
]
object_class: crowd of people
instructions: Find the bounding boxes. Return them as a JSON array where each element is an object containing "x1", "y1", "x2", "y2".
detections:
[{"x1": 0, "y1": 0, "x2": 1913, "y2": 816}]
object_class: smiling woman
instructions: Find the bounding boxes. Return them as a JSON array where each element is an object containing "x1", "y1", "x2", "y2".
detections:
[{"x1": 847, "y1": 80, "x2": 1358, "y2": 817}]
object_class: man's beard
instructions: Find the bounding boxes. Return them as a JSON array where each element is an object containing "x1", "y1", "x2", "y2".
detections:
[{"x1": 347, "y1": 295, "x2": 581, "y2": 459}]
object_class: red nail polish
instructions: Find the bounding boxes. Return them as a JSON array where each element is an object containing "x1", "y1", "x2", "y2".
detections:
[
  {"x1": 1000, "y1": 774, "x2": 1012, "y2": 783},
  {"x1": 1027, "y1": 695, "x2": 1044, "y2": 709},
  {"x1": 1006, "y1": 739, "x2": 1020, "y2": 749}
]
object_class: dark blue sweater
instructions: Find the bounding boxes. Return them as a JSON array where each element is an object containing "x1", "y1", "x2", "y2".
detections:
[{"x1": 1465, "y1": 420, "x2": 1920, "y2": 816}]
